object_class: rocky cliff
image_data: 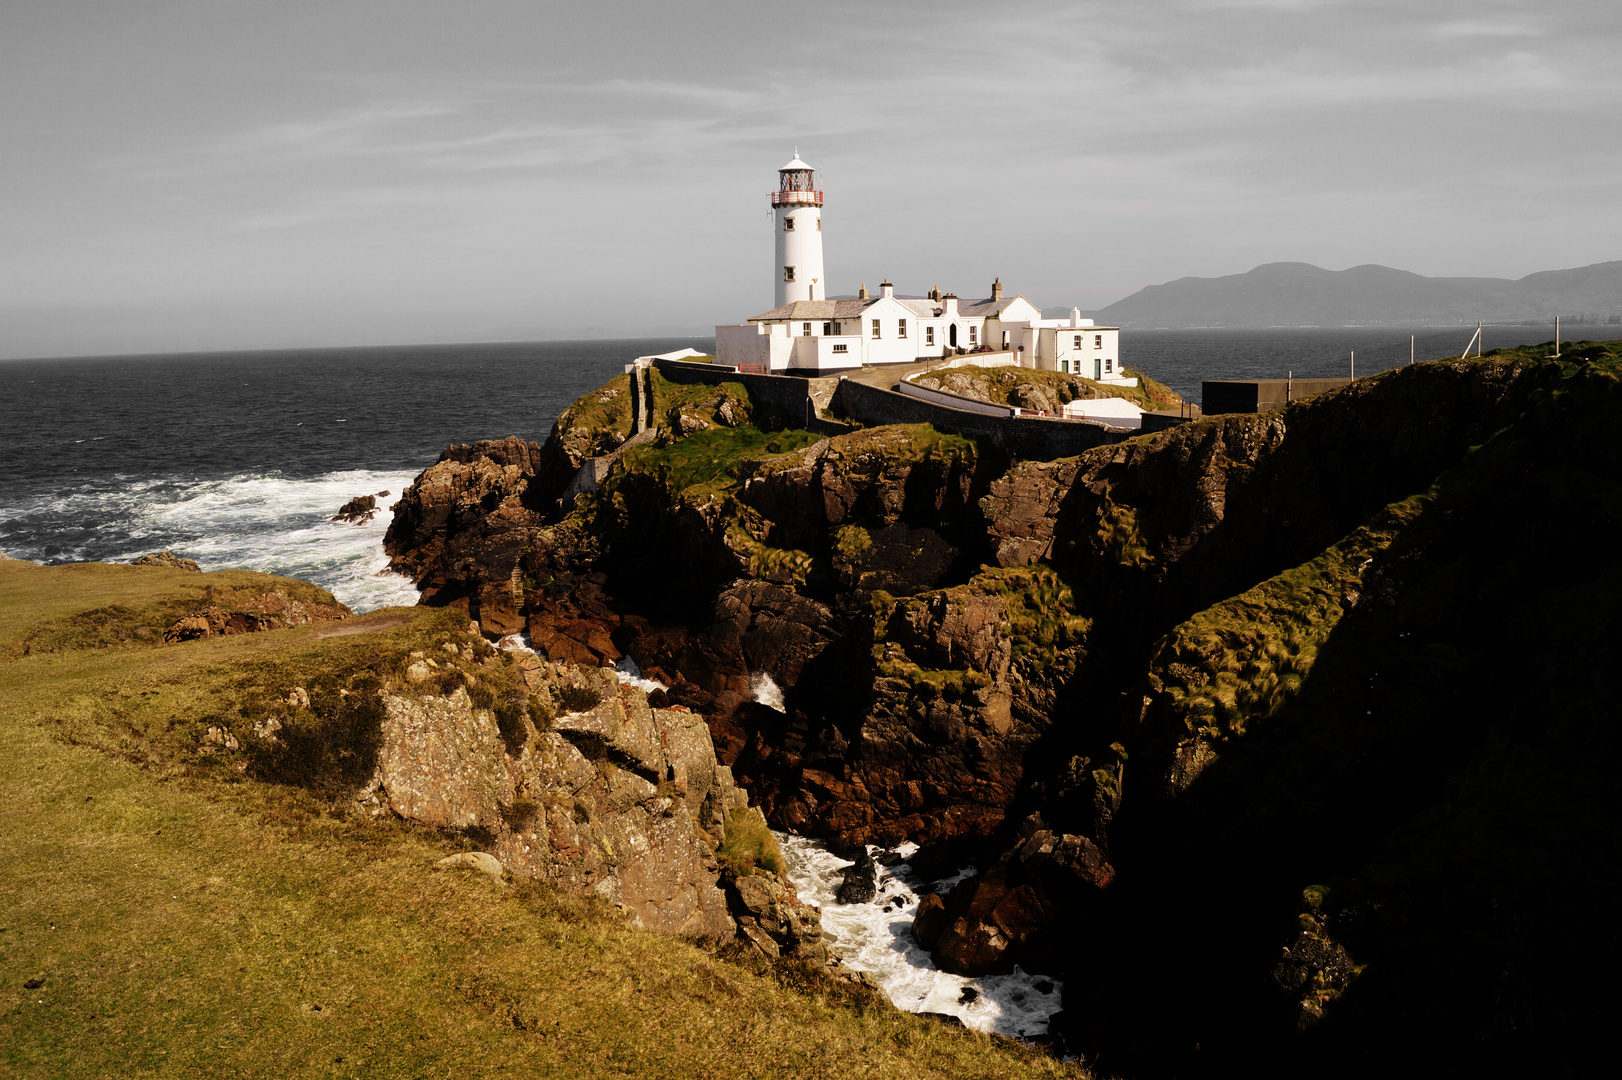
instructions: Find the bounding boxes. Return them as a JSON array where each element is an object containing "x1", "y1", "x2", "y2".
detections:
[{"x1": 385, "y1": 342, "x2": 1622, "y2": 1077}]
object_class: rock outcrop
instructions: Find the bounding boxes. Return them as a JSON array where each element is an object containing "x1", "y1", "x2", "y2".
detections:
[
  {"x1": 352, "y1": 632, "x2": 825, "y2": 954},
  {"x1": 163, "y1": 587, "x2": 350, "y2": 641},
  {"x1": 132, "y1": 550, "x2": 201, "y2": 572},
  {"x1": 331, "y1": 493, "x2": 385, "y2": 523}
]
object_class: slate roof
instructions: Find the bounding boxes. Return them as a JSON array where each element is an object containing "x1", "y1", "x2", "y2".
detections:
[{"x1": 748, "y1": 299, "x2": 876, "y2": 322}]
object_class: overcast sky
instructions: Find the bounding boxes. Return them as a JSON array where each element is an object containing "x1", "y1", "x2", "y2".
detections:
[{"x1": 2, "y1": 0, "x2": 1618, "y2": 358}]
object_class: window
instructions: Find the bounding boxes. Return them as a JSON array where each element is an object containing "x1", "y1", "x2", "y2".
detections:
[
  {"x1": 832, "y1": 343, "x2": 848, "y2": 353},
  {"x1": 1074, "y1": 335, "x2": 1083, "y2": 349},
  {"x1": 926, "y1": 326, "x2": 935, "y2": 346},
  {"x1": 871, "y1": 319, "x2": 881, "y2": 339},
  {"x1": 1095, "y1": 334, "x2": 1103, "y2": 349},
  {"x1": 784, "y1": 266, "x2": 795, "y2": 282},
  {"x1": 822, "y1": 322, "x2": 832, "y2": 335},
  {"x1": 803, "y1": 322, "x2": 813, "y2": 336},
  {"x1": 1105, "y1": 357, "x2": 1113, "y2": 372},
  {"x1": 969, "y1": 325, "x2": 978, "y2": 346},
  {"x1": 784, "y1": 217, "x2": 795, "y2": 231},
  {"x1": 816, "y1": 218, "x2": 821, "y2": 231},
  {"x1": 898, "y1": 320, "x2": 907, "y2": 339}
]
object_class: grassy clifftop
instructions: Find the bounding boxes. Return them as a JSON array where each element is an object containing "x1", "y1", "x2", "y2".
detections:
[{"x1": 0, "y1": 558, "x2": 1081, "y2": 1079}]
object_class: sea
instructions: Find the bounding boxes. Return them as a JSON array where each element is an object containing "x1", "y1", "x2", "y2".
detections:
[{"x1": 0, "y1": 322, "x2": 1583, "y2": 1040}]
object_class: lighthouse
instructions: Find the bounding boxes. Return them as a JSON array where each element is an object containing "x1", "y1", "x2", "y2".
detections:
[{"x1": 772, "y1": 152, "x2": 824, "y2": 307}]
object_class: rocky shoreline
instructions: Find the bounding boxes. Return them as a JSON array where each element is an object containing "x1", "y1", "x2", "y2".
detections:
[{"x1": 381, "y1": 347, "x2": 1621, "y2": 1077}]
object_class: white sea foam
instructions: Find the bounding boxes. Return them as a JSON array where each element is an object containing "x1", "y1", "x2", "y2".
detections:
[
  {"x1": 751, "y1": 672, "x2": 786, "y2": 712},
  {"x1": 497, "y1": 633, "x2": 535, "y2": 655},
  {"x1": 615, "y1": 655, "x2": 667, "y2": 692},
  {"x1": 4, "y1": 469, "x2": 422, "y2": 613},
  {"x1": 777, "y1": 832, "x2": 1064, "y2": 1040}
]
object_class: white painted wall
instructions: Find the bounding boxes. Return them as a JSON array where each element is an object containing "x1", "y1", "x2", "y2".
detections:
[
  {"x1": 716, "y1": 323, "x2": 768, "y2": 369},
  {"x1": 774, "y1": 204, "x2": 824, "y2": 306},
  {"x1": 856, "y1": 294, "x2": 921, "y2": 366},
  {"x1": 1061, "y1": 395, "x2": 1143, "y2": 428}
]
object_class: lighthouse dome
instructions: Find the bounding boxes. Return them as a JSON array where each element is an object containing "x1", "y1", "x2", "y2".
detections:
[{"x1": 779, "y1": 153, "x2": 813, "y2": 172}]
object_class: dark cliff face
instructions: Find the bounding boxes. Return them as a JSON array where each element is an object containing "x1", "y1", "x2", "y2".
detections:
[{"x1": 384, "y1": 347, "x2": 1622, "y2": 1077}]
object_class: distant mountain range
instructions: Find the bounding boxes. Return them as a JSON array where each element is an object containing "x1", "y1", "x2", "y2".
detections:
[{"x1": 1068, "y1": 260, "x2": 1622, "y2": 329}]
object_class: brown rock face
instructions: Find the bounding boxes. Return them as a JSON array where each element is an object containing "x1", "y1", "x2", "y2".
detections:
[
  {"x1": 383, "y1": 436, "x2": 552, "y2": 620},
  {"x1": 729, "y1": 569, "x2": 1080, "y2": 848},
  {"x1": 162, "y1": 589, "x2": 350, "y2": 642},
  {"x1": 925, "y1": 816, "x2": 1114, "y2": 976},
  {"x1": 358, "y1": 645, "x2": 821, "y2": 945}
]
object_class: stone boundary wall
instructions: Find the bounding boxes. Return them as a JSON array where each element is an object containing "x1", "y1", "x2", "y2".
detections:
[
  {"x1": 653, "y1": 360, "x2": 854, "y2": 436},
  {"x1": 835, "y1": 379, "x2": 1127, "y2": 460}
]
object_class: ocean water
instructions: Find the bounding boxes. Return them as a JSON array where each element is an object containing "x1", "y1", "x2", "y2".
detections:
[{"x1": 0, "y1": 339, "x2": 710, "y2": 609}]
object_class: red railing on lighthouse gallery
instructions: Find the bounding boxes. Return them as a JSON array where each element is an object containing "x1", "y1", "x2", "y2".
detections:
[{"x1": 770, "y1": 189, "x2": 823, "y2": 206}]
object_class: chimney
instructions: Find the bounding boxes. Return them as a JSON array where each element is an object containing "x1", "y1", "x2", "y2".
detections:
[
  {"x1": 880, "y1": 279, "x2": 894, "y2": 299},
  {"x1": 943, "y1": 293, "x2": 959, "y2": 318},
  {"x1": 1070, "y1": 307, "x2": 1082, "y2": 327},
  {"x1": 992, "y1": 278, "x2": 1002, "y2": 301},
  {"x1": 859, "y1": 283, "x2": 869, "y2": 300},
  {"x1": 929, "y1": 285, "x2": 940, "y2": 301}
]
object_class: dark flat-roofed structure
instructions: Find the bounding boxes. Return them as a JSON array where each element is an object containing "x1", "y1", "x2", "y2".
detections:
[{"x1": 1202, "y1": 377, "x2": 1351, "y2": 415}]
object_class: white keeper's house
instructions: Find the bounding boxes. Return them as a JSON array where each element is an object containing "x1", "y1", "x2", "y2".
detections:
[{"x1": 715, "y1": 153, "x2": 1132, "y2": 383}]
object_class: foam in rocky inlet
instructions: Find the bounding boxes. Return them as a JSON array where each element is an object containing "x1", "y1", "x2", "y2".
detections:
[
  {"x1": 750, "y1": 672, "x2": 786, "y2": 712},
  {"x1": 614, "y1": 655, "x2": 668, "y2": 692},
  {"x1": 777, "y1": 832, "x2": 1064, "y2": 1040}
]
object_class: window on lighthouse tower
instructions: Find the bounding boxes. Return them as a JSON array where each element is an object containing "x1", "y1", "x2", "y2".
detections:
[
  {"x1": 784, "y1": 266, "x2": 795, "y2": 282},
  {"x1": 785, "y1": 218, "x2": 795, "y2": 231}
]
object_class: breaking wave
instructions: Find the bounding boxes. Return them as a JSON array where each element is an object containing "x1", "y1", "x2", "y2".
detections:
[{"x1": 0, "y1": 468, "x2": 422, "y2": 613}]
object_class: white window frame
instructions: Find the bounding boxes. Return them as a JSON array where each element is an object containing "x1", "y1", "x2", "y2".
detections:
[
  {"x1": 926, "y1": 326, "x2": 935, "y2": 346},
  {"x1": 871, "y1": 319, "x2": 881, "y2": 339},
  {"x1": 784, "y1": 217, "x2": 795, "y2": 231},
  {"x1": 802, "y1": 322, "x2": 813, "y2": 336},
  {"x1": 784, "y1": 266, "x2": 795, "y2": 282},
  {"x1": 898, "y1": 320, "x2": 907, "y2": 339}
]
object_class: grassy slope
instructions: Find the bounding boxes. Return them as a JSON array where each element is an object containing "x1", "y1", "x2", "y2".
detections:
[{"x1": 0, "y1": 559, "x2": 1081, "y2": 1079}]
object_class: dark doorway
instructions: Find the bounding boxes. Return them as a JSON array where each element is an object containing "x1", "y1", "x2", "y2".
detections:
[{"x1": 949, "y1": 323, "x2": 958, "y2": 348}]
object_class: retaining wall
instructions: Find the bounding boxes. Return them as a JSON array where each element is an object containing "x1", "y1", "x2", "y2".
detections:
[
  {"x1": 653, "y1": 359, "x2": 854, "y2": 436},
  {"x1": 896, "y1": 380, "x2": 1016, "y2": 417}
]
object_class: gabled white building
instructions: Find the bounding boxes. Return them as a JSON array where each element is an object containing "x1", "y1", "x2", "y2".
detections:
[{"x1": 715, "y1": 154, "x2": 1132, "y2": 384}]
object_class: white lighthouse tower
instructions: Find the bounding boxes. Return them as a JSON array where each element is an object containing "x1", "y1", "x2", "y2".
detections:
[{"x1": 772, "y1": 152, "x2": 824, "y2": 307}]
